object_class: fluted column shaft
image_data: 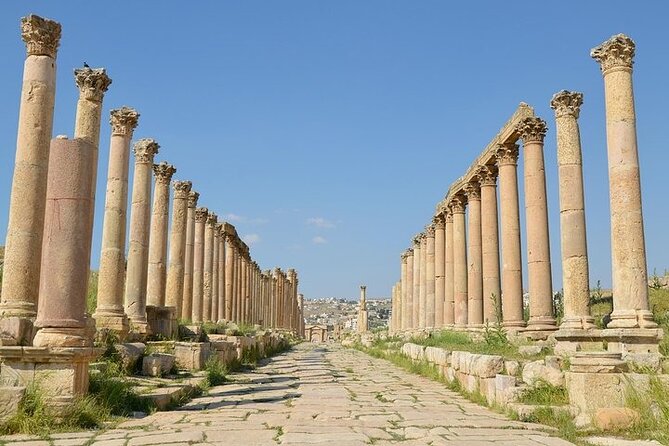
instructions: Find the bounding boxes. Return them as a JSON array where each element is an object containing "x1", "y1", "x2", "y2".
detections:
[
  {"x1": 181, "y1": 192, "x2": 198, "y2": 320},
  {"x1": 95, "y1": 108, "x2": 138, "y2": 334},
  {"x1": 592, "y1": 35, "x2": 655, "y2": 328},
  {"x1": 466, "y1": 183, "x2": 483, "y2": 327},
  {"x1": 147, "y1": 162, "x2": 176, "y2": 307},
  {"x1": 518, "y1": 117, "x2": 556, "y2": 330},
  {"x1": 1, "y1": 16, "x2": 61, "y2": 333},
  {"x1": 479, "y1": 166, "x2": 502, "y2": 324},
  {"x1": 125, "y1": 139, "x2": 159, "y2": 331},
  {"x1": 165, "y1": 181, "x2": 191, "y2": 317},
  {"x1": 496, "y1": 143, "x2": 525, "y2": 327},
  {"x1": 452, "y1": 198, "x2": 468, "y2": 328}
]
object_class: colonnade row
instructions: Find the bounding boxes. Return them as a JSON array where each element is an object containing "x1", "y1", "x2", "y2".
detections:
[
  {"x1": 0, "y1": 15, "x2": 303, "y2": 348},
  {"x1": 390, "y1": 34, "x2": 657, "y2": 336}
]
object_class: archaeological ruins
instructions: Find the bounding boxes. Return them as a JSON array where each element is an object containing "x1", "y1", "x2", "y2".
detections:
[{"x1": 0, "y1": 11, "x2": 667, "y2": 445}]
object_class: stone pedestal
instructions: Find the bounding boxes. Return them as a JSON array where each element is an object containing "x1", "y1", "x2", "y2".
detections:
[
  {"x1": 95, "y1": 107, "x2": 139, "y2": 338},
  {"x1": 146, "y1": 305, "x2": 177, "y2": 339},
  {"x1": 1, "y1": 15, "x2": 61, "y2": 344}
]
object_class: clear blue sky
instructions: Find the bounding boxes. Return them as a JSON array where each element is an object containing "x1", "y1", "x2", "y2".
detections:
[{"x1": 1, "y1": 1, "x2": 668, "y2": 300}]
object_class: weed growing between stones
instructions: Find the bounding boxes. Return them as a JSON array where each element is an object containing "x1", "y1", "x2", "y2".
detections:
[
  {"x1": 519, "y1": 407, "x2": 580, "y2": 444},
  {"x1": 517, "y1": 380, "x2": 569, "y2": 406},
  {"x1": 624, "y1": 375, "x2": 669, "y2": 444},
  {"x1": 203, "y1": 356, "x2": 228, "y2": 387}
]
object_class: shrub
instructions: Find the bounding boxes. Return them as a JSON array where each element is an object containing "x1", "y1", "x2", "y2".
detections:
[{"x1": 203, "y1": 357, "x2": 228, "y2": 387}]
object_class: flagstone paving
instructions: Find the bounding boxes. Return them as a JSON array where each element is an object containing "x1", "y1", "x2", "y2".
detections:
[{"x1": 0, "y1": 343, "x2": 581, "y2": 446}]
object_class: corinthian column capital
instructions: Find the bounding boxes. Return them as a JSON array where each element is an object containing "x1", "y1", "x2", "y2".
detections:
[
  {"x1": 432, "y1": 214, "x2": 445, "y2": 229},
  {"x1": 133, "y1": 138, "x2": 159, "y2": 163},
  {"x1": 173, "y1": 180, "x2": 192, "y2": 199},
  {"x1": 464, "y1": 181, "x2": 481, "y2": 201},
  {"x1": 74, "y1": 67, "x2": 112, "y2": 102},
  {"x1": 449, "y1": 194, "x2": 467, "y2": 214},
  {"x1": 110, "y1": 107, "x2": 139, "y2": 136},
  {"x1": 591, "y1": 34, "x2": 635, "y2": 74},
  {"x1": 195, "y1": 207, "x2": 209, "y2": 222},
  {"x1": 21, "y1": 14, "x2": 61, "y2": 58},
  {"x1": 188, "y1": 190, "x2": 200, "y2": 208},
  {"x1": 516, "y1": 117, "x2": 548, "y2": 143},
  {"x1": 153, "y1": 161, "x2": 176, "y2": 185},
  {"x1": 550, "y1": 90, "x2": 584, "y2": 119},
  {"x1": 494, "y1": 142, "x2": 519, "y2": 166},
  {"x1": 476, "y1": 165, "x2": 498, "y2": 186}
]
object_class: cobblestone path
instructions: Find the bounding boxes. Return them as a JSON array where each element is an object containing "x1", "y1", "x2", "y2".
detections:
[{"x1": 0, "y1": 343, "x2": 576, "y2": 446}]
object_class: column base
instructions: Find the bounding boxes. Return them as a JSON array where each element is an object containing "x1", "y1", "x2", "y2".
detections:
[
  {"x1": 128, "y1": 317, "x2": 151, "y2": 341},
  {"x1": 559, "y1": 315, "x2": 596, "y2": 330},
  {"x1": 146, "y1": 305, "x2": 177, "y2": 339},
  {"x1": 0, "y1": 316, "x2": 36, "y2": 346},
  {"x1": 525, "y1": 316, "x2": 558, "y2": 331},
  {"x1": 608, "y1": 309, "x2": 658, "y2": 329},
  {"x1": 553, "y1": 327, "x2": 604, "y2": 356},
  {"x1": 601, "y1": 327, "x2": 663, "y2": 354},
  {"x1": 33, "y1": 327, "x2": 91, "y2": 348},
  {"x1": 93, "y1": 311, "x2": 130, "y2": 341}
]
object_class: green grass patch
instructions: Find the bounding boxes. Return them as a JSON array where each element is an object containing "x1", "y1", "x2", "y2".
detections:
[
  {"x1": 521, "y1": 407, "x2": 581, "y2": 443},
  {"x1": 624, "y1": 375, "x2": 669, "y2": 444},
  {"x1": 518, "y1": 380, "x2": 569, "y2": 406},
  {"x1": 203, "y1": 356, "x2": 228, "y2": 387}
]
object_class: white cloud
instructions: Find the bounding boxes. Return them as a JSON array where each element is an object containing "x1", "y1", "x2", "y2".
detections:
[
  {"x1": 312, "y1": 236, "x2": 327, "y2": 245},
  {"x1": 224, "y1": 213, "x2": 244, "y2": 222},
  {"x1": 250, "y1": 217, "x2": 269, "y2": 225},
  {"x1": 307, "y1": 217, "x2": 335, "y2": 229},
  {"x1": 243, "y1": 233, "x2": 261, "y2": 245}
]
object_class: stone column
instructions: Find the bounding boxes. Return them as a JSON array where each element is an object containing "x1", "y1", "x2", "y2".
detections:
[
  {"x1": 495, "y1": 143, "x2": 525, "y2": 328},
  {"x1": 444, "y1": 211, "x2": 455, "y2": 325},
  {"x1": 478, "y1": 165, "x2": 502, "y2": 325},
  {"x1": 1, "y1": 16, "x2": 61, "y2": 342},
  {"x1": 165, "y1": 180, "x2": 192, "y2": 316},
  {"x1": 239, "y1": 256, "x2": 247, "y2": 323},
  {"x1": 358, "y1": 285, "x2": 368, "y2": 332},
  {"x1": 224, "y1": 234, "x2": 235, "y2": 321},
  {"x1": 73, "y1": 66, "x2": 112, "y2": 280},
  {"x1": 465, "y1": 181, "x2": 483, "y2": 327},
  {"x1": 451, "y1": 196, "x2": 468, "y2": 328},
  {"x1": 146, "y1": 162, "x2": 176, "y2": 307},
  {"x1": 33, "y1": 137, "x2": 95, "y2": 347},
  {"x1": 271, "y1": 271, "x2": 278, "y2": 328},
  {"x1": 591, "y1": 35, "x2": 656, "y2": 328},
  {"x1": 403, "y1": 249, "x2": 414, "y2": 330},
  {"x1": 298, "y1": 293, "x2": 305, "y2": 336},
  {"x1": 95, "y1": 107, "x2": 139, "y2": 336},
  {"x1": 125, "y1": 139, "x2": 159, "y2": 332},
  {"x1": 217, "y1": 225, "x2": 226, "y2": 321},
  {"x1": 517, "y1": 117, "x2": 556, "y2": 330},
  {"x1": 211, "y1": 226, "x2": 220, "y2": 322},
  {"x1": 425, "y1": 226, "x2": 436, "y2": 328},
  {"x1": 191, "y1": 207, "x2": 208, "y2": 323},
  {"x1": 399, "y1": 251, "x2": 408, "y2": 330},
  {"x1": 203, "y1": 212, "x2": 217, "y2": 322},
  {"x1": 433, "y1": 215, "x2": 445, "y2": 328},
  {"x1": 412, "y1": 236, "x2": 421, "y2": 329},
  {"x1": 419, "y1": 234, "x2": 428, "y2": 328},
  {"x1": 233, "y1": 249, "x2": 241, "y2": 322},
  {"x1": 181, "y1": 191, "x2": 199, "y2": 321},
  {"x1": 550, "y1": 91, "x2": 595, "y2": 330}
]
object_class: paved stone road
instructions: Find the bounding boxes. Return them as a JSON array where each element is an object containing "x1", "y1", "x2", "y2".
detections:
[{"x1": 1, "y1": 343, "x2": 577, "y2": 446}]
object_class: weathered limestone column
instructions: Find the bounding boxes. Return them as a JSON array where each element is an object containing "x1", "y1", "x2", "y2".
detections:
[
  {"x1": 217, "y1": 224, "x2": 226, "y2": 322},
  {"x1": 239, "y1": 256, "x2": 248, "y2": 323},
  {"x1": 412, "y1": 236, "x2": 421, "y2": 329},
  {"x1": 165, "y1": 180, "x2": 192, "y2": 317},
  {"x1": 233, "y1": 249, "x2": 241, "y2": 322},
  {"x1": 271, "y1": 270, "x2": 279, "y2": 328},
  {"x1": 95, "y1": 107, "x2": 139, "y2": 335},
  {"x1": 403, "y1": 249, "x2": 414, "y2": 330},
  {"x1": 1, "y1": 16, "x2": 61, "y2": 342},
  {"x1": 465, "y1": 182, "x2": 483, "y2": 327},
  {"x1": 425, "y1": 226, "x2": 436, "y2": 328},
  {"x1": 358, "y1": 285, "x2": 368, "y2": 333},
  {"x1": 478, "y1": 165, "x2": 502, "y2": 324},
  {"x1": 224, "y1": 234, "x2": 235, "y2": 321},
  {"x1": 419, "y1": 234, "x2": 428, "y2": 328},
  {"x1": 33, "y1": 137, "x2": 95, "y2": 347},
  {"x1": 399, "y1": 251, "x2": 409, "y2": 330},
  {"x1": 517, "y1": 117, "x2": 556, "y2": 330},
  {"x1": 192, "y1": 207, "x2": 208, "y2": 323},
  {"x1": 551, "y1": 91, "x2": 595, "y2": 330},
  {"x1": 591, "y1": 35, "x2": 656, "y2": 328},
  {"x1": 146, "y1": 162, "x2": 176, "y2": 307},
  {"x1": 211, "y1": 226, "x2": 220, "y2": 322},
  {"x1": 181, "y1": 191, "x2": 199, "y2": 320},
  {"x1": 452, "y1": 196, "x2": 468, "y2": 328},
  {"x1": 495, "y1": 143, "x2": 525, "y2": 328},
  {"x1": 125, "y1": 139, "x2": 160, "y2": 332},
  {"x1": 444, "y1": 210, "x2": 455, "y2": 325},
  {"x1": 433, "y1": 215, "x2": 445, "y2": 328},
  {"x1": 73, "y1": 66, "x2": 112, "y2": 277},
  {"x1": 203, "y1": 213, "x2": 217, "y2": 322},
  {"x1": 298, "y1": 293, "x2": 305, "y2": 336}
]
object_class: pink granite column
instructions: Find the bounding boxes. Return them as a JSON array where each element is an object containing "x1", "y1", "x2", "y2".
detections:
[
  {"x1": 433, "y1": 215, "x2": 446, "y2": 328},
  {"x1": 33, "y1": 137, "x2": 95, "y2": 347},
  {"x1": 165, "y1": 180, "x2": 192, "y2": 316},
  {"x1": 495, "y1": 143, "x2": 525, "y2": 328},
  {"x1": 517, "y1": 117, "x2": 556, "y2": 331},
  {"x1": 451, "y1": 196, "x2": 468, "y2": 328},
  {"x1": 181, "y1": 191, "x2": 199, "y2": 321},
  {"x1": 465, "y1": 181, "x2": 483, "y2": 328},
  {"x1": 1, "y1": 16, "x2": 61, "y2": 342},
  {"x1": 478, "y1": 165, "x2": 502, "y2": 324},
  {"x1": 191, "y1": 207, "x2": 208, "y2": 323},
  {"x1": 95, "y1": 107, "x2": 139, "y2": 336},
  {"x1": 146, "y1": 162, "x2": 176, "y2": 307},
  {"x1": 444, "y1": 210, "x2": 455, "y2": 325},
  {"x1": 591, "y1": 35, "x2": 656, "y2": 328},
  {"x1": 125, "y1": 139, "x2": 160, "y2": 333}
]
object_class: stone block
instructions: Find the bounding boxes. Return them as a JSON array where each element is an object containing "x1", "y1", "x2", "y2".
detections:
[
  {"x1": 593, "y1": 408, "x2": 640, "y2": 431},
  {"x1": 465, "y1": 374, "x2": 478, "y2": 393},
  {"x1": 566, "y1": 372, "x2": 626, "y2": 426},
  {"x1": 518, "y1": 345, "x2": 544, "y2": 356},
  {"x1": 504, "y1": 360, "x2": 520, "y2": 376},
  {"x1": 145, "y1": 306, "x2": 177, "y2": 339},
  {"x1": 495, "y1": 374, "x2": 518, "y2": 404},
  {"x1": 424, "y1": 346, "x2": 450, "y2": 365},
  {"x1": 114, "y1": 343, "x2": 146, "y2": 373},
  {"x1": 522, "y1": 360, "x2": 565, "y2": 387},
  {"x1": 479, "y1": 377, "x2": 496, "y2": 403},
  {"x1": 400, "y1": 343, "x2": 425, "y2": 361},
  {"x1": 471, "y1": 354, "x2": 504, "y2": 378},
  {"x1": 623, "y1": 352, "x2": 662, "y2": 372},
  {"x1": 174, "y1": 342, "x2": 211, "y2": 370},
  {"x1": 142, "y1": 356, "x2": 162, "y2": 377},
  {"x1": 0, "y1": 386, "x2": 25, "y2": 423}
]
